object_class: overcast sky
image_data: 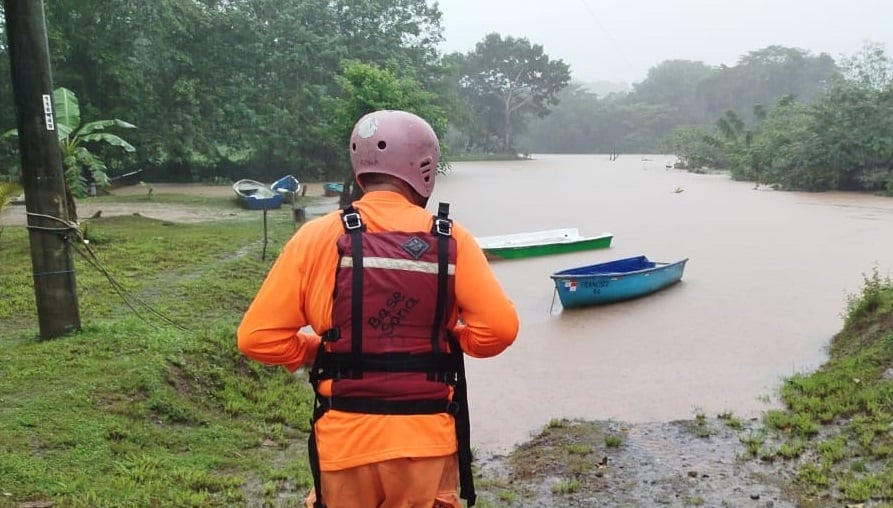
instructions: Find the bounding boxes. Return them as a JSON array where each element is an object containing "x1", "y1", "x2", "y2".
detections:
[{"x1": 434, "y1": 0, "x2": 893, "y2": 85}]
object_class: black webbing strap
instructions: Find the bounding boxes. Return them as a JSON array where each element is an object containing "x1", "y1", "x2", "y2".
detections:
[
  {"x1": 313, "y1": 351, "x2": 457, "y2": 379},
  {"x1": 429, "y1": 203, "x2": 474, "y2": 504},
  {"x1": 316, "y1": 396, "x2": 459, "y2": 416},
  {"x1": 308, "y1": 206, "x2": 366, "y2": 508},
  {"x1": 428, "y1": 202, "x2": 452, "y2": 379},
  {"x1": 449, "y1": 334, "x2": 476, "y2": 506},
  {"x1": 341, "y1": 206, "x2": 365, "y2": 380},
  {"x1": 308, "y1": 422, "x2": 325, "y2": 508},
  {"x1": 309, "y1": 321, "x2": 331, "y2": 507}
]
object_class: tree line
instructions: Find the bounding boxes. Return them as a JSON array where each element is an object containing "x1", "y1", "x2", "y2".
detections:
[
  {"x1": 1, "y1": 2, "x2": 891, "y2": 195},
  {"x1": 521, "y1": 42, "x2": 893, "y2": 193},
  {"x1": 520, "y1": 46, "x2": 839, "y2": 153},
  {"x1": 658, "y1": 43, "x2": 893, "y2": 193},
  {"x1": 0, "y1": 1, "x2": 568, "y2": 191}
]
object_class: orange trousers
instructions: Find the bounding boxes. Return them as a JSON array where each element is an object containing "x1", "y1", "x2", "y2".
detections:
[{"x1": 304, "y1": 454, "x2": 462, "y2": 508}]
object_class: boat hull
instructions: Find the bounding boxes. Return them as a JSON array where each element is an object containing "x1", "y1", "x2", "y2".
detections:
[
  {"x1": 323, "y1": 182, "x2": 344, "y2": 197},
  {"x1": 233, "y1": 179, "x2": 283, "y2": 210},
  {"x1": 551, "y1": 256, "x2": 688, "y2": 308},
  {"x1": 476, "y1": 228, "x2": 613, "y2": 260},
  {"x1": 271, "y1": 175, "x2": 301, "y2": 203}
]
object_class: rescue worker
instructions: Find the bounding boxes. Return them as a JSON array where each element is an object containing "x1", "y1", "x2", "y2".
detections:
[{"x1": 237, "y1": 110, "x2": 519, "y2": 508}]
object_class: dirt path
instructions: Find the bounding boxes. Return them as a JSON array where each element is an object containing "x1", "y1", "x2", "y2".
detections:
[{"x1": 0, "y1": 183, "x2": 339, "y2": 226}]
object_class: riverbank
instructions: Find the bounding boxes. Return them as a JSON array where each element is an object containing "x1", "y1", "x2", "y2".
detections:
[
  {"x1": 471, "y1": 268, "x2": 893, "y2": 507},
  {"x1": 1, "y1": 183, "x2": 892, "y2": 507},
  {"x1": 475, "y1": 417, "x2": 794, "y2": 507}
]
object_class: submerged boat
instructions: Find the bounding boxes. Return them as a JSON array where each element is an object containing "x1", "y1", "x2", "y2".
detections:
[
  {"x1": 475, "y1": 228, "x2": 613, "y2": 260},
  {"x1": 550, "y1": 255, "x2": 688, "y2": 308},
  {"x1": 233, "y1": 179, "x2": 283, "y2": 210},
  {"x1": 271, "y1": 174, "x2": 301, "y2": 203}
]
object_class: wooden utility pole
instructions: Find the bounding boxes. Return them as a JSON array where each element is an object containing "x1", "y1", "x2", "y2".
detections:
[{"x1": 3, "y1": 0, "x2": 81, "y2": 338}]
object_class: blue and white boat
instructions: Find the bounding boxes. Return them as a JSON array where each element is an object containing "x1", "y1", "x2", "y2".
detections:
[
  {"x1": 271, "y1": 174, "x2": 302, "y2": 203},
  {"x1": 233, "y1": 179, "x2": 283, "y2": 210},
  {"x1": 550, "y1": 255, "x2": 688, "y2": 308}
]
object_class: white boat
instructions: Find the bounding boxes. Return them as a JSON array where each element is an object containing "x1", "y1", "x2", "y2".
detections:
[
  {"x1": 232, "y1": 179, "x2": 283, "y2": 210},
  {"x1": 475, "y1": 228, "x2": 613, "y2": 260}
]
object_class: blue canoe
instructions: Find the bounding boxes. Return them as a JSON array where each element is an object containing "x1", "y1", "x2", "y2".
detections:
[
  {"x1": 271, "y1": 174, "x2": 301, "y2": 194},
  {"x1": 323, "y1": 182, "x2": 344, "y2": 197},
  {"x1": 550, "y1": 255, "x2": 688, "y2": 309},
  {"x1": 271, "y1": 174, "x2": 302, "y2": 203}
]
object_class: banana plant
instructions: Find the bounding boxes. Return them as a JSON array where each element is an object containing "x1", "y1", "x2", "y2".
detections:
[{"x1": 1, "y1": 87, "x2": 136, "y2": 199}]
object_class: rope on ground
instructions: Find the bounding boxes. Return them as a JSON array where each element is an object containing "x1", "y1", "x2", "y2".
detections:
[{"x1": 25, "y1": 211, "x2": 192, "y2": 333}]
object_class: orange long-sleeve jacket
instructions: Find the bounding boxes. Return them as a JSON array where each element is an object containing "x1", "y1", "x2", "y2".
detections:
[{"x1": 237, "y1": 190, "x2": 519, "y2": 471}]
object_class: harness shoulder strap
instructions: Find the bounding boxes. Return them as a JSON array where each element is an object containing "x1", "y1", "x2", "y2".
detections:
[
  {"x1": 310, "y1": 206, "x2": 368, "y2": 508},
  {"x1": 431, "y1": 203, "x2": 476, "y2": 505},
  {"x1": 340, "y1": 206, "x2": 365, "y2": 379},
  {"x1": 429, "y1": 202, "x2": 452, "y2": 359}
]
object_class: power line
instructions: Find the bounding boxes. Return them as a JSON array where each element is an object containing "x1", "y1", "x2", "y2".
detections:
[
  {"x1": 576, "y1": 0, "x2": 638, "y2": 81},
  {"x1": 27, "y1": 211, "x2": 192, "y2": 333}
]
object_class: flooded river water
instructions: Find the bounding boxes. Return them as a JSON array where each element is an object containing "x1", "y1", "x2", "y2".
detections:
[{"x1": 429, "y1": 154, "x2": 893, "y2": 457}]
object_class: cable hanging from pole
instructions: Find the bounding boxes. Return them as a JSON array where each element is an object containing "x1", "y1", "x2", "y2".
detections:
[{"x1": 25, "y1": 211, "x2": 193, "y2": 333}]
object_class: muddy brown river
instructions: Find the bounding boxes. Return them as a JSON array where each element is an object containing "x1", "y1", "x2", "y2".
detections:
[{"x1": 430, "y1": 154, "x2": 893, "y2": 459}]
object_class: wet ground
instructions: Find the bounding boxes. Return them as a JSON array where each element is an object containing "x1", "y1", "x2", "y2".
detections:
[
  {"x1": 477, "y1": 418, "x2": 796, "y2": 507},
  {"x1": 0, "y1": 182, "x2": 339, "y2": 226}
]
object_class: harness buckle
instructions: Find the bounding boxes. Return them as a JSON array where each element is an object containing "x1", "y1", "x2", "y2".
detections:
[
  {"x1": 321, "y1": 328, "x2": 341, "y2": 342},
  {"x1": 342, "y1": 212, "x2": 362, "y2": 230},
  {"x1": 314, "y1": 397, "x2": 333, "y2": 418},
  {"x1": 434, "y1": 218, "x2": 452, "y2": 236}
]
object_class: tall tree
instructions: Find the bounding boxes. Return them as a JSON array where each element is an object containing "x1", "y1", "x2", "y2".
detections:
[
  {"x1": 325, "y1": 59, "x2": 449, "y2": 205},
  {"x1": 329, "y1": 0, "x2": 443, "y2": 73},
  {"x1": 838, "y1": 40, "x2": 893, "y2": 91},
  {"x1": 455, "y1": 33, "x2": 570, "y2": 152},
  {"x1": 632, "y1": 59, "x2": 714, "y2": 123},
  {"x1": 695, "y1": 46, "x2": 837, "y2": 122},
  {"x1": 14, "y1": 0, "x2": 448, "y2": 183}
]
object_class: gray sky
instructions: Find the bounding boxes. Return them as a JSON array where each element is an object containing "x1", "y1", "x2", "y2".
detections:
[{"x1": 435, "y1": 0, "x2": 893, "y2": 85}]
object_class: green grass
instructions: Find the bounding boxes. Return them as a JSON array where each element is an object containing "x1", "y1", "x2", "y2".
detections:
[
  {"x1": 550, "y1": 478, "x2": 580, "y2": 495},
  {"x1": 0, "y1": 193, "x2": 316, "y2": 506},
  {"x1": 763, "y1": 268, "x2": 893, "y2": 503}
]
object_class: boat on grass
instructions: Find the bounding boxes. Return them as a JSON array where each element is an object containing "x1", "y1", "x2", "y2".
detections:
[
  {"x1": 233, "y1": 179, "x2": 283, "y2": 210},
  {"x1": 271, "y1": 174, "x2": 302, "y2": 203},
  {"x1": 550, "y1": 255, "x2": 688, "y2": 308},
  {"x1": 323, "y1": 182, "x2": 344, "y2": 197},
  {"x1": 475, "y1": 228, "x2": 613, "y2": 260}
]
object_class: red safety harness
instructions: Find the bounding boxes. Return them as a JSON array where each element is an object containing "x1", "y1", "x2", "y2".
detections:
[{"x1": 308, "y1": 203, "x2": 476, "y2": 507}]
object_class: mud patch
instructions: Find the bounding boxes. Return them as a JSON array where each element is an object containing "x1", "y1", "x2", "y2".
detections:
[{"x1": 476, "y1": 418, "x2": 795, "y2": 507}]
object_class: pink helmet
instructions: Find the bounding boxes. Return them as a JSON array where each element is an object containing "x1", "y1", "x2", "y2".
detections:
[{"x1": 349, "y1": 110, "x2": 440, "y2": 198}]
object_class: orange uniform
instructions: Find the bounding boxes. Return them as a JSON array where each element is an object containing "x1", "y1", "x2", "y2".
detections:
[{"x1": 237, "y1": 190, "x2": 519, "y2": 473}]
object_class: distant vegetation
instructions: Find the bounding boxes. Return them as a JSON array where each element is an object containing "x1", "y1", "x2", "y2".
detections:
[
  {"x1": 0, "y1": 3, "x2": 891, "y2": 193},
  {"x1": 523, "y1": 43, "x2": 893, "y2": 194}
]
